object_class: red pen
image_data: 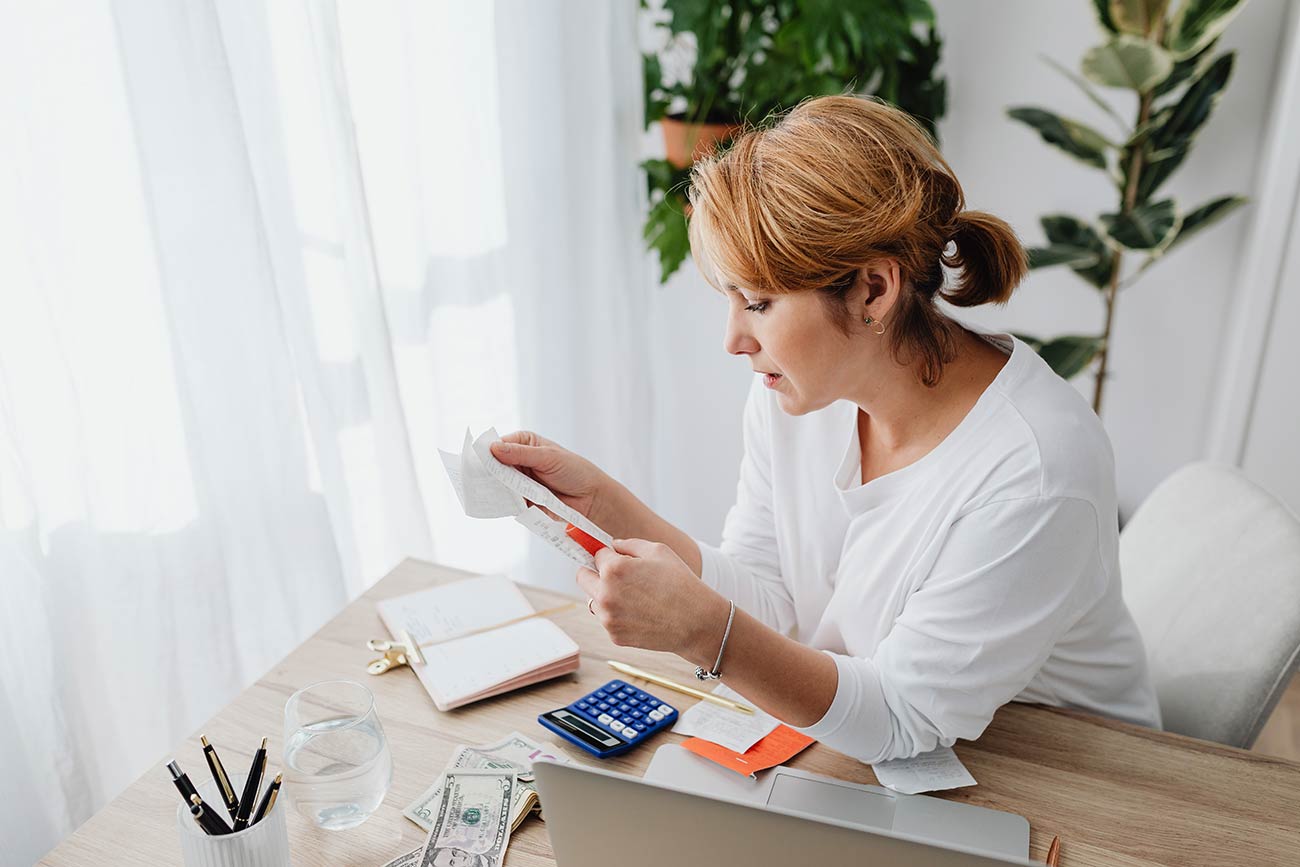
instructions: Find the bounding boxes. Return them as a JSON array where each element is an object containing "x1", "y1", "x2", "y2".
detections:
[{"x1": 565, "y1": 523, "x2": 606, "y2": 556}]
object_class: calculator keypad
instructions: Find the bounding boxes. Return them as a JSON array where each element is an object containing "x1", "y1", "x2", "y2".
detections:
[{"x1": 567, "y1": 680, "x2": 676, "y2": 744}]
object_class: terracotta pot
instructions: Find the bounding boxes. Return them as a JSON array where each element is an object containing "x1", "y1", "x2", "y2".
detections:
[{"x1": 661, "y1": 116, "x2": 742, "y2": 170}]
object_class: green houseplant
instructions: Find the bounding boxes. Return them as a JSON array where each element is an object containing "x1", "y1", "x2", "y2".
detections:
[
  {"x1": 642, "y1": 0, "x2": 947, "y2": 283},
  {"x1": 1009, "y1": 0, "x2": 1250, "y2": 413}
]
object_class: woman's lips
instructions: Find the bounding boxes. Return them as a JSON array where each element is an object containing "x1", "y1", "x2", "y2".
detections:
[{"x1": 762, "y1": 373, "x2": 783, "y2": 388}]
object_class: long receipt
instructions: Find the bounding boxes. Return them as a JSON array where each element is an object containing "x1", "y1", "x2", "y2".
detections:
[
  {"x1": 440, "y1": 428, "x2": 613, "y2": 567},
  {"x1": 871, "y1": 746, "x2": 977, "y2": 795}
]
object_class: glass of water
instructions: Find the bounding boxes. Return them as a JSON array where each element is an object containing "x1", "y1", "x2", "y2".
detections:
[{"x1": 283, "y1": 680, "x2": 392, "y2": 830}]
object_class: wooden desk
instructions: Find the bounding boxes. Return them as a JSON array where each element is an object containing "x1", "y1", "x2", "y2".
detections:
[{"x1": 41, "y1": 559, "x2": 1300, "y2": 867}]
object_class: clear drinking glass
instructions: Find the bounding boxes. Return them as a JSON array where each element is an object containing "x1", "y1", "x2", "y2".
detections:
[{"x1": 282, "y1": 680, "x2": 393, "y2": 830}]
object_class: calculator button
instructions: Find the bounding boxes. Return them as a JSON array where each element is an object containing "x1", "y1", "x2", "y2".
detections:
[
  {"x1": 576, "y1": 700, "x2": 589, "y2": 708},
  {"x1": 617, "y1": 703, "x2": 629, "y2": 713},
  {"x1": 598, "y1": 713, "x2": 613, "y2": 725},
  {"x1": 605, "y1": 681, "x2": 623, "y2": 691},
  {"x1": 595, "y1": 702, "x2": 609, "y2": 712},
  {"x1": 621, "y1": 727, "x2": 638, "y2": 739},
  {"x1": 631, "y1": 710, "x2": 644, "y2": 719},
  {"x1": 620, "y1": 715, "x2": 635, "y2": 725},
  {"x1": 636, "y1": 692, "x2": 649, "y2": 701},
  {"x1": 594, "y1": 690, "x2": 607, "y2": 699},
  {"x1": 648, "y1": 710, "x2": 664, "y2": 722},
  {"x1": 633, "y1": 721, "x2": 647, "y2": 731},
  {"x1": 609, "y1": 720, "x2": 625, "y2": 732},
  {"x1": 657, "y1": 704, "x2": 674, "y2": 716}
]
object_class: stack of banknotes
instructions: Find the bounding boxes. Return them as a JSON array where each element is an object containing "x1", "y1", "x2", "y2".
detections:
[{"x1": 381, "y1": 732, "x2": 571, "y2": 867}]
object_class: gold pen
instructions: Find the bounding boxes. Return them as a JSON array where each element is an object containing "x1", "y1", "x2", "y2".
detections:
[
  {"x1": 1045, "y1": 835, "x2": 1061, "y2": 866},
  {"x1": 201, "y1": 735, "x2": 239, "y2": 821},
  {"x1": 607, "y1": 660, "x2": 755, "y2": 714}
]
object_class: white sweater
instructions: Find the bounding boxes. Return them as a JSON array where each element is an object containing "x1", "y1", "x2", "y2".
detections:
[{"x1": 696, "y1": 333, "x2": 1161, "y2": 763}]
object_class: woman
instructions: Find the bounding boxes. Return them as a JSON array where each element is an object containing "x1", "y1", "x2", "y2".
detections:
[{"x1": 490, "y1": 96, "x2": 1160, "y2": 763}]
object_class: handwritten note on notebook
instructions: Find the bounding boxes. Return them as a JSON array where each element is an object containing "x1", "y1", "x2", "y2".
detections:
[
  {"x1": 871, "y1": 746, "x2": 977, "y2": 795},
  {"x1": 376, "y1": 575, "x2": 579, "y2": 711},
  {"x1": 440, "y1": 428, "x2": 613, "y2": 567}
]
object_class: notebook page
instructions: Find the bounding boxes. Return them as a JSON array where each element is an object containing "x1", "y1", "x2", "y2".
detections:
[
  {"x1": 419, "y1": 618, "x2": 579, "y2": 706},
  {"x1": 377, "y1": 575, "x2": 533, "y2": 643}
]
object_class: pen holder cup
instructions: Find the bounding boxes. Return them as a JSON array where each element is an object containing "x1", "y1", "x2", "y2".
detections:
[{"x1": 176, "y1": 774, "x2": 290, "y2": 867}]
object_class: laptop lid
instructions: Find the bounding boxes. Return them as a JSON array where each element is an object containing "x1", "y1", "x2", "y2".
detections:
[{"x1": 533, "y1": 760, "x2": 1036, "y2": 867}]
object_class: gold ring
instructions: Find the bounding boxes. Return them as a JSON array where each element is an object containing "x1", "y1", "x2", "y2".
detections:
[{"x1": 587, "y1": 598, "x2": 596, "y2": 616}]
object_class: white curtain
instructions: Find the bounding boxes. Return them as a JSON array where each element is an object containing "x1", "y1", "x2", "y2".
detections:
[{"x1": 0, "y1": 1, "x2": 654, "y2": 863}]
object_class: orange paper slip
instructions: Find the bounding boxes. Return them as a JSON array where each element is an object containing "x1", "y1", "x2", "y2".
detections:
[{"x1": 682, "y1": 724, "x2": 815, "y2": 776}]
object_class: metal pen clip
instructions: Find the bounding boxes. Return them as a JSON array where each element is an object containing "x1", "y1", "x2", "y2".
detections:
[{"x1": 365, "y1": 629, "x2": 424, "y2": 675}]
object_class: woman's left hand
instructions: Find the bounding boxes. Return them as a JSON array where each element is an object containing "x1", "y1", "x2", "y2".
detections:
[{"x1": 577, "y1": 538, "x2": 728, "y2": 656}]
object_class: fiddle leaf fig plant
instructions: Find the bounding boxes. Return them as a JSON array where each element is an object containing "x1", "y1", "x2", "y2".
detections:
[{"x1": 1009, "y1": 0, "x2": 1249, "y2": 414}]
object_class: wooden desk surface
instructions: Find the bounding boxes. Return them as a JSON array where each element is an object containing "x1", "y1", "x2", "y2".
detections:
[{"x1": 41, "y1": 559, "x2": 1300, "y2": 867}]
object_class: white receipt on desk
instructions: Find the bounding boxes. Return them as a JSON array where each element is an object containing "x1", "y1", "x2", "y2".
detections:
[
  {"x1": 439, "y1": 427, "x2": 613, "y2": 568},
  {"x1": 671, "y1": 683, "x2": 780, "y2": 753},
  {"x1": 871, "y1": 746, "x2": 977, "y2": 795}
]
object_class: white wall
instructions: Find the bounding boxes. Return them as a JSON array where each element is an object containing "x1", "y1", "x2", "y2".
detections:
[{"x1": 645, "y1": 0, "x2": 1295, "y2": 543}]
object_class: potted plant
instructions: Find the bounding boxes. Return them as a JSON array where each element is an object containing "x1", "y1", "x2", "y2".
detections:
[
  {"x1": 1008, "y1": 0, "x2": 1250, "y2": 413},
  {"x1": 642, "y1": 0, "x2": 947, "y2": 283}
]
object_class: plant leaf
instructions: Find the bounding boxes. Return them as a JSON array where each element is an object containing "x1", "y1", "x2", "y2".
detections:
[
  {"x1": 1151, "y1": 52, "x2": 1234, "y2": 150},
  {"x1": 1036, "y1": 335, "x2": 1106, "y2": 379},
  {"x1": 1109, "y1": 0, "x2": 1171, "y2": 36},
  {"x1": 1081, "y1": 35, "x2": 1174, "y2": 91},
  {"x1": 643, "y1": 193, "x2": 692, "y2": 283},
  {"x1": 1028, "y1": 244, "x2": 1105, "y2": 269},
  {"x1": 1040, "y1": 214, "x2": 1116, "y2": 288},
  {"x1": 1168, "y1": 0, "x2": 1246, "y2": 60},
  {"x1": 1164, "y1": 194, "x2": 1247, "y2": 253},
  {"x1": 1100, "y1": 198, "x2": 1179, "y2": 249},
  {"x1": 1007, "y1": 107, "x2": 1114, "y2": 169},
  {"x1": 1092, "y1": 0, "x2": 1119, "y2": 32},
  {"x1": 1153, "y1": 40, "x2": 1217, "y2": 99}
]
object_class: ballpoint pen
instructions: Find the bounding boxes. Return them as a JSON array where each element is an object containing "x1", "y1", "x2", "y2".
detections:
[
  {"x1": 233, "y1": 737, "x2": 268, "y2": 831},
  {"x1": 607, "y1": 660, "x2": 755, "y2": 714},
  {"x1": 190, "y1": 794, "x2": 232, "y2": 835},
  {"x1": 166, "y1": 759, "x2": 200, "y2": 806},
  {"x1": 251, "y1": 773, "x2": 282, "y2": 826},
  {"x1": 201, "y1": 735, "x2": 240, "y2": 822}
]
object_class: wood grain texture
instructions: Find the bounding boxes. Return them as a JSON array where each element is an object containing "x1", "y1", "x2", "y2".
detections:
[{"x1": 40, "y1": 559, "x2": 1300, "y2": 867}]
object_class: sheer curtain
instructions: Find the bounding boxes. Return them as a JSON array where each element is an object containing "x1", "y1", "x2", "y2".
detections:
[{"x1": 0, "y1": 1, "x2": 651, "y2": 863}]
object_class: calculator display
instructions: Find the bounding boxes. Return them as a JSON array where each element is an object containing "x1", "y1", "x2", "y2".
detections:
[{"x1": 549, "y1": 709, "x2": 621, "y2": 748}]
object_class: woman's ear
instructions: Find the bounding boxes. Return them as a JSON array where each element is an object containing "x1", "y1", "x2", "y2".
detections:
[{"x1": 856, "y1": 259, "x2": 902, "y2": 319}]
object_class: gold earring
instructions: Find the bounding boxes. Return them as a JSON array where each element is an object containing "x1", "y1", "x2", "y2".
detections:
[{"x1": 863, "y1": 315, "x2": 885, "y2": 336}]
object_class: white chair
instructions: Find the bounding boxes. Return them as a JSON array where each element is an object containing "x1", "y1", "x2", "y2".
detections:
[{"x1": 1120, "y1": 462, "x2": 1300, "y2": 748}]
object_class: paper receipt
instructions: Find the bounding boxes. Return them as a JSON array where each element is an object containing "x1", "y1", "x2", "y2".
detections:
[
  {"x1": 440, "y1": 427, "x2": 614, "y2": 568},
  {"x1": 871, "y1": 746, "x2": 977, "y2": 795}
]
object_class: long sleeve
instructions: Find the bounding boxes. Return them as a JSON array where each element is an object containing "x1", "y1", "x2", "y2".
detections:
[
  {"x1": 798, "y1": 495, "x2": 1109, "y2": 762},
  {"x1": 695, "y1": 381, "x2": 797, "y2": 634}
]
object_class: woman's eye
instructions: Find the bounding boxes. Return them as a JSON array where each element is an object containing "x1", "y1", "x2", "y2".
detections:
[{"x1": 745, "y1": 301, "x2": 769, "y2": 314}]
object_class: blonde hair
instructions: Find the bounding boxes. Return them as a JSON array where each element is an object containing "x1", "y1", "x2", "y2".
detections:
[{"x1": 687, "y1": 95, "x2": 1028, "y2": 386}]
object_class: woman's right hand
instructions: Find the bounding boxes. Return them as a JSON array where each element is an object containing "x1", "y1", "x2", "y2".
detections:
[{"x1": 489, "y1": 431, "x2": 610, "y2": 524}]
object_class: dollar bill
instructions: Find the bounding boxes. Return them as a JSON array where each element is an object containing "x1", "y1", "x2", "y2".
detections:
[
  {"x1": 404, "y1": 732, "x2": 569, "y2": 833},
  {"x1": 379, "y1": 848, "x2": 421, "y2": 867},
  {"x1": 417, "y1": 769, "x2": 515, "y2": 867}
]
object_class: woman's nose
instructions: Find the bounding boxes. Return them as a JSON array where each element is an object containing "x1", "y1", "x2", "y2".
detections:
[{"x1": 723, "y1": 310, "x2": 758, "y2": 356}]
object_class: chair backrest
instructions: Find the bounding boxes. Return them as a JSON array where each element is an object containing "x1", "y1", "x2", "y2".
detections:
[{"x1": 1120, "y1": 462, "x2": 1300, "y2": 748}]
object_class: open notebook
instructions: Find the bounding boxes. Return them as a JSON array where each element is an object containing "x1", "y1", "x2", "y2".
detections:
[{"x1": 376, "y1": 574, "x2": 580, "y2": 711}]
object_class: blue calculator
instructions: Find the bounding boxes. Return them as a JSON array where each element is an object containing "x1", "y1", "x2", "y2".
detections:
[{"x1": 537, "y1": 679, "x2": 678, "y2": 758}]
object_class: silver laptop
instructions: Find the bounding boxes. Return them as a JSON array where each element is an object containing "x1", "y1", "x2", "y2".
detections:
[{"x1": 534, "y1": 746, "x2": 1033, "y2": 867}]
